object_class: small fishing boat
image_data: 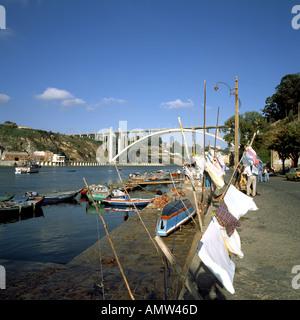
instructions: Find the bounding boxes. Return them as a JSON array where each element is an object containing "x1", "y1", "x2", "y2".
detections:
[
  {"x1": 102, "y1": 194, "x2": 155, "y2": 207},
  {"x1": 86, "y1": 184, "x2": 111, "y2": 202},
  {"x1": 0, "y1": 196, "x2": 44, "y2": 216},
  {"x1": 15, "y1": 162, "x2": 41, "y2": 174},
  {"x1": 25, "y1": 189, "x2": 82, "y2": 205},
  {"x1": 156, "y1": 199, "x2": 195, "y2": 236},
  {"x1": 43, "y1": 189, "x2": 82, "y2": 205}
]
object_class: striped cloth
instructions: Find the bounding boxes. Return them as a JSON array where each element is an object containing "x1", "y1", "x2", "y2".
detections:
[{"x1": 215, "y1": 202, "x2": 241, "y2": 237}]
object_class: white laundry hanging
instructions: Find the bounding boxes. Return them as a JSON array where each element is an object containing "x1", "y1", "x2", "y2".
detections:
[
  {"x1": 213, "y1": 217, "x2": 244, "y2": 259},
  {"x1": 224, "y1": 185, "x2": 258, "y2": 219},
  {"x1": 197, "y1": 219, "x2": 235, "y2": 294}
]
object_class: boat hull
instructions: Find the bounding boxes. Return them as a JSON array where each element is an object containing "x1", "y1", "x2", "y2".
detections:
[
  {"x1": 102, "y1": 197, "x2": 155, "y2": 207},
  {"x1": 87, "y1": 193, "x2": 110, "y2": 202},
  {"x1": 156, "y1": 199, "x2": 195, "y2": 236},
  {"x1": 42, "y1": 190, "x2": 81, "y2": 205},
  {"x1": 15, "y1": 165, "x2": 40, "y2": 174},
  {"x1": 0, "y1": 197, "x2": 44, "y2": 216}
]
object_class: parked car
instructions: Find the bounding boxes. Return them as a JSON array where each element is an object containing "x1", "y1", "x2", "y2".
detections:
[{"x1": 286, "y1": 167, "x2": 300, "y2": 181}]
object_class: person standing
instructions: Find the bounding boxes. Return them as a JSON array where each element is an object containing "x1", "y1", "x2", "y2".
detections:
[
  {"x1": 243, "y1": 165, "x2": 257, "y2": 197},
  {"x1": 264, "y1": 167, "x2": 270, "y2": 182}
]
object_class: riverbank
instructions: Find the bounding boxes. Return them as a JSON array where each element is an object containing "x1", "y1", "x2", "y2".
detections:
[
  {"x1": 0, "y1": 183, "x2": 212, "y2": 300},
  {"x1": 1, "y1": 174, "x2": 300, "y2": 300}
]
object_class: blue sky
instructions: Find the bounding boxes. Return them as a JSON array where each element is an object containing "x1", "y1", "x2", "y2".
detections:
[{"x1": 0, "y1": 0, "x2": 299, "y2": 137}]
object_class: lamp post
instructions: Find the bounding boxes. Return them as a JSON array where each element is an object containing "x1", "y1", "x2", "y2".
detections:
[{"x1": 214, "y1": 76, "x2": 239, "y2": 168}]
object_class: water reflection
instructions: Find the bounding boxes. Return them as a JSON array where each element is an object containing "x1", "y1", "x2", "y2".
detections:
[
  {"x1": 0, "y1": 207, "x2": 44, "y2": 225},
  {"x1": 86, "y1": 203, "x2": 135, "y2": 222}
]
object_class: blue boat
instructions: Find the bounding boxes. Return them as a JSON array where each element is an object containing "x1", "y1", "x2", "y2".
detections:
[
  {"x1": 101, "y1": 194, "x2": 155, "y2": 207},
  {"x1": 156, "y1": 199, "x2": 195, "y2": 236},
  {"x1": 42, "y1": 189, "x2": 82, "y2": 205},
  {"x1": 25, "y1": 189, "x2": 82, "y2": 205}
]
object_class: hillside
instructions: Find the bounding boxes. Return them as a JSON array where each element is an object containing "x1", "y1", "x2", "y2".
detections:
[{"x1": 0, "y1": 124, "x2": 102, "y2": 162}]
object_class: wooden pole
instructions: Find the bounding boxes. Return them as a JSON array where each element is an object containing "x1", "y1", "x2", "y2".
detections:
[
  {"x1": 83, "y1": 178, "x2": 135, "y2": 300},
  {"x1": 154, "y1": 235, "x2": 202, "y2": 300},
  {"x1": 175, "y1": 231, "x2": 202, "y2": 299},
  {"x1": 178, "y1": 117, "x2": 192, "y2": 165},
  {"x1": 178, "y1": 118, "x2": 203, "y2": 232},
  {"x1": 219, "y1": 131, "x2": 257, "y2": 200},
  {"x1": 214, "y1": 106, "x2": 220, "y2": 158},
  {"x1": 201, "y1": 80, "x2": 206, "y2": 216},
  {"x1": 114, "y1": 165, "x2": 160, "y2": 253},
  {"x1": 234, "y1": 76, "x2": 239, "y2": 168}
]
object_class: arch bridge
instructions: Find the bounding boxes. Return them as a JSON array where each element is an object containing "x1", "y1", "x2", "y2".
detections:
[{"x1": 84, "y1": 125, "x2": 228, "y2": 165}]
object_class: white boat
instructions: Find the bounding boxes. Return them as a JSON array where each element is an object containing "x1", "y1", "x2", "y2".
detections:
[{"x1": 15, "y1": 162, "x2": 41, "y2": 174}]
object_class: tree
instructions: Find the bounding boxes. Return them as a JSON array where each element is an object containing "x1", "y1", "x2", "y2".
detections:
[
  {"x1": 286, "y1": 121, "x2": 300, "y2": 167},
  {"x1": 264, "y1": 119, "x2": 300, "y2": 172},
  {"x1": 3, "y1": 121, "x2": 17, "y2": 128},
  {"x1": 262, "y1": 73, "x2": 300, "y2": 122},
  {"x1": 221, "y1": 111, "x2": 268, "y2": 159}
]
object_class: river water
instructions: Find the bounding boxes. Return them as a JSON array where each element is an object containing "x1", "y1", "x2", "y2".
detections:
[{"x1": 0, "y1": 165, "x2": 179, "y2": 268}]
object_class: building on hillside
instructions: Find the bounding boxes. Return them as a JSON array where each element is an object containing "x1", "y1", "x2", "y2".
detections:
[
  {"x1": 1, "y1": 151, "x2": 29, "y2": 162},
  {"x1": 17, "y1": 125, "x2": 32, "y2": 129},
  {"x1": 52, "y1": 154, "x2": 65, "y2": 165},
  {"x1": 32, "y1": 151, "x2": 53, "y2": 162}
]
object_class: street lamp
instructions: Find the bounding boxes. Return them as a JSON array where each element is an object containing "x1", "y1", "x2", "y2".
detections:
[{"x1": 214, "y1": 76, "x2": 239, "y2": 168}]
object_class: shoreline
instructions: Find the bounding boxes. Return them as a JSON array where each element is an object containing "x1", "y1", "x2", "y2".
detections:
[
  {"x1": 1, "y1": 174, "x2": 300, "y2": 300},
  {"x1": 0, "y1": 183, "x2": 213, "y2": 300}
]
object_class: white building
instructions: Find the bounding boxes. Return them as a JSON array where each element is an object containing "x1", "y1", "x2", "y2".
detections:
[{"x1": 52, "y1": 154, "x2": 65, "y2": 165}]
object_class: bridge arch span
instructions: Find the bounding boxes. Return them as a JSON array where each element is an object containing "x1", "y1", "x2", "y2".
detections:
[{"x1": 111, "y1": 128, "x2": 227, "y2": 163}]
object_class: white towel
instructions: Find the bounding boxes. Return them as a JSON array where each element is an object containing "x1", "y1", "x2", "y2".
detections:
[
  {"x1": 224, "y1": 185, "x2": 258, "y2": 219},
  {"x1": 213, "y1": 217, "x2": 244, "y2": 259},
  {"x1": 197, "y1": 219, "x2": 235, "y2": 294}
]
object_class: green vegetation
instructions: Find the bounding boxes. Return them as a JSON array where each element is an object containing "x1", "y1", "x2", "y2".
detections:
[
  {"x1": 0, "y1": 125, "x2": 102, "y2": 162},
  {"x1": 222, "y1": 73, "x2": 300, "y2": 169}
]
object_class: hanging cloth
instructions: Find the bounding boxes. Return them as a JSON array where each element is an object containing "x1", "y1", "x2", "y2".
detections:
[
  {"x1": 224, "y1": 185, "x2": 258, "y2": 219},
  {"x1": 214, "y1": 202, "x2": 241, "y2": 237},
  {"x1": 197, "y1": 219, "x2": 235, "y2": 294},
  {"x1": 205, "y1": 158, "x2": 225, "y2": 189},
  {"x1": 213, "y1": 217, "x2": 244, "y2": 259}
]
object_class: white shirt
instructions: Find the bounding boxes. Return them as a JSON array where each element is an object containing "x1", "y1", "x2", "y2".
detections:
[{"x1": 243, "y1": 166, "x2": 253, "y2": 177}]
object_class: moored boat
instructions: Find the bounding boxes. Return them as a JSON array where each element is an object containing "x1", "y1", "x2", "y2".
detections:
[
  {"x1": 102, "y1": 194, "x2": 155, "y2": 207},
  {"x1": 0, "y1": 196, "x2": 44, "y2": 216},
  {"x1": 86, "y1": 184, "x2": 111, "y2": 202},
  {"x1": 43, "y1": 189, "x2": 82, "y2": 205},
  {"x1": 15, "y1": 162, "x2": 41, "y2": 174},
  {"x1": 156, "y1": 199, "x2": 195, "y2": 236},
  {"x1": 25, "y1": 189, "x2": 82, "y2": 205}
]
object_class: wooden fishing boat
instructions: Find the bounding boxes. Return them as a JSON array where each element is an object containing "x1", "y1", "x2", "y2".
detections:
[
  {"x1": 156, "y1": 199, "x2": 195, "y2": 236},
  {"x1": 102, "y1": 195, "x2": 155, "y2": 207},
  {"x1": 0, "y1": 196, "x2": 44, "y2": 216},
  {"x1": 129, "y1": 170, "x2": 173, "y2": 183},
  {"x1": 86, "y1": 184, "x2": 111, "y2": 202},
  {"x1": 26, "y1": 189, "x2": 82, "y2": 205},
  {"x1": 42, "y1": 189, "x2": 82, "y2": 205}
]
